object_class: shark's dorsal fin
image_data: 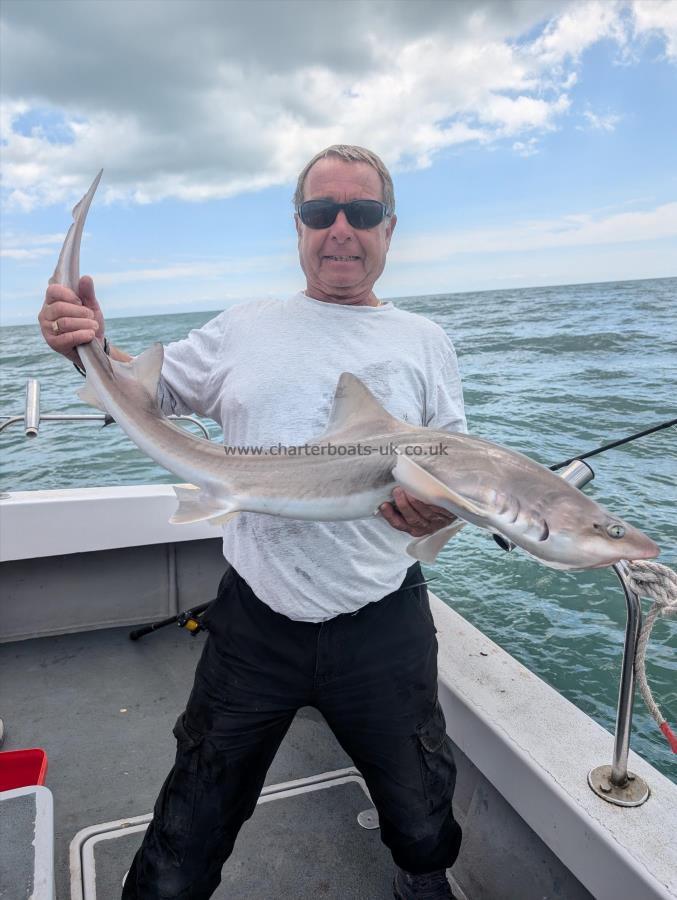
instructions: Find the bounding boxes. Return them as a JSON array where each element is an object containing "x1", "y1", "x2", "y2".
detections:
[
  {"x1": 316, "y1": 373, "x2": 407, "y2": 441},
  {"x1": 129, "y1": 343, "x2": 164, "y2": 398}
]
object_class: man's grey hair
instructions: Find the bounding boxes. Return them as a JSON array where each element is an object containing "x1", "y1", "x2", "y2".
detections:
[{"x1": 293, "y1": 145, "x2": 395, "y2": 214}]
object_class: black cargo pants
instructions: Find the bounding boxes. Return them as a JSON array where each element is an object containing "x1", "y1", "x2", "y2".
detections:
[{"x1": 121, "y1": 563, "x2": 462, "y2": 899}]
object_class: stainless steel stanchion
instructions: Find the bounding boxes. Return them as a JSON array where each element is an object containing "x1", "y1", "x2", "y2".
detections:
[{"x1": 588, "y1": 560, "x2": 650, "y2": 806}]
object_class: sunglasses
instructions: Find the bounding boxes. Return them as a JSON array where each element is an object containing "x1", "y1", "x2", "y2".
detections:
[{"x1": 297, "y1": 199, "x2": 389, "y2": 230}]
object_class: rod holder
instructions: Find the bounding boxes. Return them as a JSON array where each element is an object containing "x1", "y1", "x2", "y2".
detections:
[
  {"x1": 588, "y1": 560, "x2": 650, "y2": 806},
  {"x1": 556, "y1": 458, "x2": 596, "y2": 489},
  {"x1": 24, "y1": 379, "x2": 41, "y2": 437}
]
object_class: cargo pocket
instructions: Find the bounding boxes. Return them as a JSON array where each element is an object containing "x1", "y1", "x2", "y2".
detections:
[
  {"x1": 154, "y1": 713, "x2": 204, "y2": 864},
  {"x1": 172, "y1": 711, "x2": 203, "y2": 764},
  {"x1": 416, "y1": 701, "x2": 456, "y2": 811}
]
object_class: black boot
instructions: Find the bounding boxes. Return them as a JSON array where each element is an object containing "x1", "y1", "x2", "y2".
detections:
[{"x1": 393, "y1": 865, "x2": 456, "y2": 899}]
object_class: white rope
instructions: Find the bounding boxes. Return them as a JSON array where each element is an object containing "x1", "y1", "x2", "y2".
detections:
[{"x1": 625, "y1": 560, "x2": 677, "y2": 752}]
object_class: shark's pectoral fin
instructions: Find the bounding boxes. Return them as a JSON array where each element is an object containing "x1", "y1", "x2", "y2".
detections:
[
  {"x1": 406, "y1": 519, "x2": 467, "y2": 563},
  {"x1": 392, "y1": 452, "x2": 478, "y2": 562},
  {"x1": 170, "y1": 484, "x2": 241, "y2": 525},
  {"x1": 392, "y1": 453, "x2": 487, "y2": 518}
]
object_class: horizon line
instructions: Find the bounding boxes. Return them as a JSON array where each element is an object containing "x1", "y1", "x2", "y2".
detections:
[{"x1": 1, "y1": 273, "x2": 675, "y2": 328}]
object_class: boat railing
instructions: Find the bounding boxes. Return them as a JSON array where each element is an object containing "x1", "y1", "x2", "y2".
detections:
[
  {"x1": 0, "y1": 377, "x2": 212, "y2": 440},
  {"x1": 588, "y1": 563, "x2": 650, "y2": 806}
]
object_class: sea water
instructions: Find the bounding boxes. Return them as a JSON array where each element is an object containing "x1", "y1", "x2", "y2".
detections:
[{"x1": 1, "y1": 277, "x2": 675, "y2": 782}]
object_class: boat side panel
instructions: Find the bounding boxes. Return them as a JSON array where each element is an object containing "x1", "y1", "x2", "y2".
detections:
[{"x1": 0, "y1": 538, "x2": 225, "y2": 642}]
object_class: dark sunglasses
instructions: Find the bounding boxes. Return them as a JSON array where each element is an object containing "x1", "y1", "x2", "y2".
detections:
[{"x1": 297, "y1": 199, "x2": 389, "y2": 230}]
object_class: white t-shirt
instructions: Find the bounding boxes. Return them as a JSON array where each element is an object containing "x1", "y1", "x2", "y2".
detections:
[{"x1": 159, "y1": 292, "x2": 466, "y2": 621}]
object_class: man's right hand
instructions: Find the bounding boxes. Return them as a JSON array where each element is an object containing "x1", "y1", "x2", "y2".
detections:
[{"x1": 38, "y1": 275, "x2": 104, "y2": 364}]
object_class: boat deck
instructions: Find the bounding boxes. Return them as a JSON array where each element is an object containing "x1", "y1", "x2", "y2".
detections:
[
  {"x1": 3, "y1": 499, "x2": 676, "y2": 900},
  {"x1": 1, "y1": 624, "x2": 407, "y2": 899}
]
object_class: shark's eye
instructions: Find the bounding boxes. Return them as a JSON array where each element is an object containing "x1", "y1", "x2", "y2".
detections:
[{"x1": 606, "y1": 524, "x2": 625, "y2": 539}]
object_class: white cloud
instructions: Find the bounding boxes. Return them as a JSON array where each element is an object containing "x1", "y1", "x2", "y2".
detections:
[
  {"x1": 512, "y1": 138, "x2": 541, "y2": 157},
  {"x1": 526, "y1": 0, "x2": 630, "y2": 65},
  {"x1": 632, "y1": 0, "x2": 677, "y2": 59},
  {"x1": 1, "y1": 0, "x2": 654, "y2": 211},
  {"x1": 1, "y1": 231, "x2": 67, "y2": 259},
  {"x1": 94, "y1": 254, "x2": 295, "y2": 288},
  {"x1": 1, "y1": 247, "x2": 52, "y2": 260},
  {"x1": 390, "y1": 201, "x2": 677, "y2": 262},
  {"x1": 581, "y1": 110, "x2": 622, "y2": 131}
]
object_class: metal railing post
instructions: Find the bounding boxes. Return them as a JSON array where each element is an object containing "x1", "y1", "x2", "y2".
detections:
[
  {"x1": 587, "y1": 560, "x2": 650, "y2": 806},
  {"x1": 24, "y1": 378, "x2": 41, "y2": 437}
]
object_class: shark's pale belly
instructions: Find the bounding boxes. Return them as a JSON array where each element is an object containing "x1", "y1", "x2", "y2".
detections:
[{"x1": 227, "y1": 484, "x2": 395, "y2": 522}]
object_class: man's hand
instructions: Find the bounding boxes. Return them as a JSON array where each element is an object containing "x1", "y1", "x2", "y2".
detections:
[
  {"x1": 38, "y1": 275, "x2": 104, "y2": 364},
  {"x1": 379, "y1": 487, "x2": 457, "y2": 537}
]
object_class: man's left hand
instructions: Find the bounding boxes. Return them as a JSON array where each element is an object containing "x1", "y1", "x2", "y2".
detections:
[{"x1": 379, "y1": 487, "x2": 457, "y2": 537}]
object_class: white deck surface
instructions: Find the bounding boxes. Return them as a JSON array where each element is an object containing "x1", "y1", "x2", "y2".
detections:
[{"x1": 433, "y1": 599, "x2": 677, "y2": 900}]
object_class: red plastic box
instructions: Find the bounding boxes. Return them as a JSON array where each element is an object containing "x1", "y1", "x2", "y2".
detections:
[{"x1": 0, "y1": 748, "x2": 48, "y2": 791}]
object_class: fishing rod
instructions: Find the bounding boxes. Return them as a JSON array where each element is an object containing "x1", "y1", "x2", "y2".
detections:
[
  {"x1": 129, "y1": 602, "x2": 212, "y2": 640},
  {"x1": 549, "y1": 417, "x2": 676, "y2": 472}
]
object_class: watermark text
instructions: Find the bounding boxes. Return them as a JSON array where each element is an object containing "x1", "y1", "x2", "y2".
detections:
[{"x1": 223, "y1": 441, "x2": 450, "y2": 457}]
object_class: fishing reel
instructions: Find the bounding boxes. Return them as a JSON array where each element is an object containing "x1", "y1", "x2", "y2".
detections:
[{"x1": 128, "y1": 601, "x2": 213, "y2": 641}]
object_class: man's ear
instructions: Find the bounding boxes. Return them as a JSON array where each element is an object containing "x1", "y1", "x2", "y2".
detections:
[
  {"x1": 385, "y1": 213, "x2": 397, "y2": 248},
  {"x1": 294, "y1": 214, "x2": 302, "y2": 239}
]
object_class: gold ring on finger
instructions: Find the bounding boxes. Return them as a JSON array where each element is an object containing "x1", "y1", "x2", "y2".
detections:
[{"x1": 52, "y1": 319, "x2": 60, "y2": 334}]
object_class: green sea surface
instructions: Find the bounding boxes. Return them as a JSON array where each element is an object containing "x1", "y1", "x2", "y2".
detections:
[{"x1": 1, "y1": 277, "x2": 675, "y2": 782}]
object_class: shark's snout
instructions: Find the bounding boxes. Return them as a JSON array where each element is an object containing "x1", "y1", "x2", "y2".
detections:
[{"x1": 624, "y1": 532, "x2": 660, "y2": 562}]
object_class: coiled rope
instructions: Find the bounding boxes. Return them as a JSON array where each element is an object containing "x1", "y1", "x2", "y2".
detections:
[{"x1": 625, "y1": 560, "x2": 677, "y2": 753}]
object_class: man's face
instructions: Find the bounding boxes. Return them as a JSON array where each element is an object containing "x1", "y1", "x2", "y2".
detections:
[{"x1": 295, "y1": 157, "x2": 396, "y2": 306}]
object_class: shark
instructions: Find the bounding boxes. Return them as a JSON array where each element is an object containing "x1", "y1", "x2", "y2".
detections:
[{"x1": 49, "y1": 172, "x2": 660, "y2": 571}]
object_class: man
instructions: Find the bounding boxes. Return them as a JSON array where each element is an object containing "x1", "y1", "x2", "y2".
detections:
[{"x1": 39, "y1": 145, "x2": 466, "y2": 899}]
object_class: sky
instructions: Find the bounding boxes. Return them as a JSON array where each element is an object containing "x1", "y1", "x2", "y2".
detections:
[{"x1": 1, "y1": 0, "x2": 676, "y2": 325}]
